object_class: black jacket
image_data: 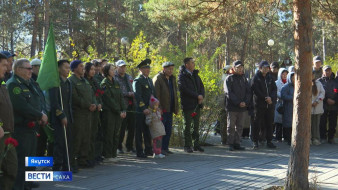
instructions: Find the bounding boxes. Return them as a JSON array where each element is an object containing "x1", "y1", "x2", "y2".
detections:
[
  {"x1": 251, "y1": 71, "x2": 277, "y2": 109},
  {"x1": 224, "y1": 74, "x2": 251, "y2": 112},
  {"x1": 49, "y1": 78, "x2": 73, "y2": 128},
  {"x1": 178, "y1": 65, "x2": 205, "y2": 111},
  {"x1": 319, "y1": 73, "x2": 338, "y2": 111}
]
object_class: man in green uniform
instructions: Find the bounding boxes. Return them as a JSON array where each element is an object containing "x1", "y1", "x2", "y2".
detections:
[
  {"x1": 68, "y1": 60, "x2": 97, "y2": 169},
  {"x1": 0, "y1": 53, "x2": 17, "y2": 190},
  {"x1": 7, "y1": 58, "x2": 48, "y2": 190},
  {"x1": 133, "y1": 59, "x2": 155, "y2": 158}
]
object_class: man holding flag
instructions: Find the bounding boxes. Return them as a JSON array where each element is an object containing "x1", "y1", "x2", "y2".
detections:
[{"x1": 37, "y1": 24, "x2": 73, "y2": 173}]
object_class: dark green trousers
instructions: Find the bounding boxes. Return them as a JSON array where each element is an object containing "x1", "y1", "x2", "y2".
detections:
[
  {"x1": 72, "y1": 111, "x2": 92, "y2": 166},
  {"x1": 89, "y1": 111, "x2": 99, "y2": 161},
  {"x1": 102, "y1": 111, "x2": 122, "y2": 158},
  {"x1": 183, "y1": 108, "x2": 201, "y2": 148},
  {"x1": 13, "y1": 131, "x2": 36, "y2": 190},
  {"x1": 0, "y1": 134, "x2": 18, "y2": 190}
]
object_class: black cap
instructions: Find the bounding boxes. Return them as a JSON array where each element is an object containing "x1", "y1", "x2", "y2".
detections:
[
  {"x1": 0, "y1": 51, "x2": 16, "y2": 58},
  {"x1": 270, "y1": 62, "x2": 279, "y2": 68},
  {"x1": 259, "y1": 60, "x2": 270, "y2": 68},
  {"x1": 233, "y1": 60, "x2": 243, "y2": 68},
  {"x1": 313, "y1": 56, "x2": 322, "y2": 63},
  {"x1": 137, "y1": 59, "x2": 151, "y2": 69}
]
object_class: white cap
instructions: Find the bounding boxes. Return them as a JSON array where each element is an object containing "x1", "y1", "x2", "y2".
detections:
[
  {"x1": 30, "y1": 59, "x2": 41, "y2": 66},
  {"x1": 116, "y1": 60, "x2": 127, "y2": 67}
]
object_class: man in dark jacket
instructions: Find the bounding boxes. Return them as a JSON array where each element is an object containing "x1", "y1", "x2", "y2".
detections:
[
  {"x1": 178, "y1": 57, "x2": 205, "y2": 153},
  {"x1": 50, "y1": 60, "x2": 74, "y2": 172},
  {"x1": 251, "y1": 60, "x2": 277, "y2": 149},
  {"x1": 224, "y1": 60, "x2": 251, "y2": 151},
  {"x1": 153, "y1": 61, "x2": 179, "y2": 155},
  {"x1": 270, "y1": 62, "x2": 279, "y2": 82},
  {"x1": 318, "y1": 65, "x2": 338, "y2": 144},
  {"x1": 0, "y1": 52, "x2": 17, "y2": 190},
  {"x1": 133, "y1": 59, "x2": 155, "y2": 158}
]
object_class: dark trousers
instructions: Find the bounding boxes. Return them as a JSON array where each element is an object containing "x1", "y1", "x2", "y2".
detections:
[
  {"x1": 36, "y1": 126, "x2": 47, "y2": 156},
  {"x1": 283, "y1": 127, "x2": 292, "y2": 143},
  {"x1": 319, "y1": 110, "x2": 337, "y2": 140},
  {"x1": 118, "y1": 111, "x2": 135, "y2": 151},
  {"x1": 89, "y1": 111, "x2": 99, "y2": 161},
  {"x1": 161, "y1": 112, "x2": 173, "y2": 151},
  {"x1": 53, "y1": 123, "x2": 73, "y2": 171},
  {"x1": 0, "y1": 134, "x2": 18, "y2": 190},
  {"x1": 274, "y1": 123, "x2": 283, "y2": 141},
  {"x1": 252, "y1": 107, "x2": 274, "y2": 143},
  {"x1": 183, "y1": 108, "x2": 201, "y2": 148},
  {"x1": 135, "y1": 113, "x2": 152, "y2": 156},
  {"x1": 13, "y1": 131, "x2": 37, "y2": 190}
]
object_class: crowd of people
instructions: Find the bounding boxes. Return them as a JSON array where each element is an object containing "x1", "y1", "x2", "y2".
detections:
[
  {"x1": 223, "y1": 56, "x2": 338, "y2": 151},
  {"x1": 0, "y1": 49, "x2": 336, "y2": 190}
]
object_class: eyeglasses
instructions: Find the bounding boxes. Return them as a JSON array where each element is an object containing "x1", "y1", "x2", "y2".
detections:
[{"x1": 20, "y1": 67, "x2": 33, "y2": 70}]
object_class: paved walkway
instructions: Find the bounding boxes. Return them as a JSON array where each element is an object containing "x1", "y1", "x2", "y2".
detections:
[{"x1": 40, "y1": 136, "x2": 338, "y2": 190}]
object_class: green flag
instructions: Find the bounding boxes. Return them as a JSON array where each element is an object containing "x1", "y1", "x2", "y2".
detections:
[{"x1": 37, "y1": 23, "x2": 60, "y2": 90}]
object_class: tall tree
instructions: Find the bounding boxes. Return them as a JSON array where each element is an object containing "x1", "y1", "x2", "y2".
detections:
[{"x1": 285, "y1": 0, "x2": 312, "y2": 189}]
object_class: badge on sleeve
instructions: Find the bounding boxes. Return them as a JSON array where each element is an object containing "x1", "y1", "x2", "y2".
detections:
[{"x1": 13, "y1": 87, "x2": 22, "y2": 95}]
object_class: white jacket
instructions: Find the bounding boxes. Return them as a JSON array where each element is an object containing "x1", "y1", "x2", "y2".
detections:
[{"x1": 311, "y1": 80, "x2": 325, "y2": 115}]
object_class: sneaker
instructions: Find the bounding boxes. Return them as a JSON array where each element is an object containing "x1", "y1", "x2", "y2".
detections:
[
  {"x1": 267, "y1": 142, "x2": 277, "y2": 149},
  {"x1": 229, "y1": 144, "x2": 235, "y2": 151},
  {"x1": 184, "y1": 146, "x2": 193, "y2": 153},
  {"x1": 118, "y1": 149, "x2": 124, "y2": 154},
  {"x1": 313, "y1": 139, "x2": 321, "y2": 145},
  {"x1": 161, "y1": 150, "x2": 168, "y2": 156},
  {"x1": 328, "y1": 138, "x2": 336, "y2": 144},
  {"x1": 234, "y1": 144, "x2": 245, "y2": 150},
  {"x1": 166, "y1": 150, "x2": 174, "y2": 154},
  {"x1": 193, "y1": 146, "x2": 204, "y2": 152},
  {"x1": 252, "y1": 142, "x2": 259, "y2": 149},
  {"x1": 153, "y1": 154, "x2": 165, "y2": 158}
]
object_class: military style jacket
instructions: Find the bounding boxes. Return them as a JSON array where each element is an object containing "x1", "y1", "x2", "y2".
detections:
[
  {"x1": 68, "y1": 74, "x2": 97, "y2": 112},
  {"x1": 100, "y1": 78, "x2": 126, "y2": 114},
  {"x1": 133, "y1": 74, "x2": 156, "y2": 112},
  {"x1": 6, "y1": 75, "x2": 43, "y2": 132}
]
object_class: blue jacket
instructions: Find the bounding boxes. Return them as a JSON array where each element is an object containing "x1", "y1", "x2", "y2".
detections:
[{"x1": 281, "y1": 72, "x2": 295, "y2": 128}]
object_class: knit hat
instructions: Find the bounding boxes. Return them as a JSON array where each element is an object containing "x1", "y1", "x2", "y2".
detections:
[
  {"x1": 149, "y1": 95, "x2": 159, "y2": 109},
  {"x1": 70, "y1": 60, "x2": 83, "y2": 71}
]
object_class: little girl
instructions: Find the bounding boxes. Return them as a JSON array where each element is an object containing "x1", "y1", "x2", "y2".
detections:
[{"x1": 146, "y1": 96, "x2": 166, "y2": 158}]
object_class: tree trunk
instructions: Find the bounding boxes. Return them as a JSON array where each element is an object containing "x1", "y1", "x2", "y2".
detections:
[
  {"x1": 43, "y1": 0, "x2": 50, "y2": 48},
  {"x1": 285, "y1": 0, "x2": 312, "y2": 189},
  {"x1": 240, "y1": 21, "x2": 252, "y2": 63},
  {"x1": 322, "y1": 21, "x2": 326, "y2": 62},
  {"x1": 31, "y1": 0, "x2": 40, "y2": 58}
]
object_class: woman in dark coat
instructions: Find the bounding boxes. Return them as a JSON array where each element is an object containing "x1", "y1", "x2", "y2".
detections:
[{"x1": 281, "y1": 72, "x2": 295, "y2": 145}]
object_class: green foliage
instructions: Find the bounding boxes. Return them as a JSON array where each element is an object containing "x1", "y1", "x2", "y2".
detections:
[{"x1": 324, "y1": 53, "x2": 338, "y2": 73}]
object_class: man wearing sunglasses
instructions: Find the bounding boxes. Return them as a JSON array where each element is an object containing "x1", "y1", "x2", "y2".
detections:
[{"x1": 6, "y1": 58, "x2": 48, "y2": 190}]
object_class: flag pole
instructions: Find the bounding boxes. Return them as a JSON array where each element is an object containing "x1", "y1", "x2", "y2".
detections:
[{"x1": 59, "y1": 86, "x2": 71, "y2": 172}]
